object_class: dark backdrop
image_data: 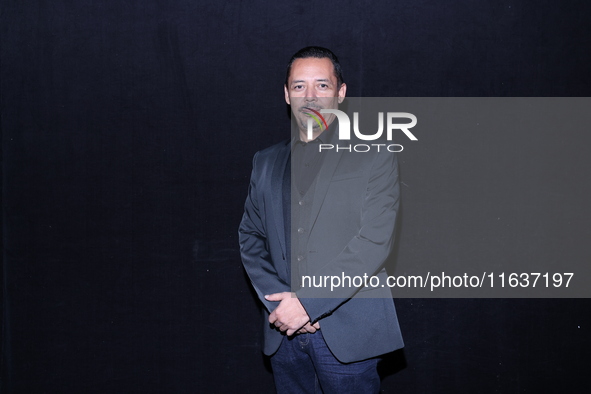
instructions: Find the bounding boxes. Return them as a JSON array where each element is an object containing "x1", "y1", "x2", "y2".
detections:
[{"x1": 2, "y1": 1, "x2": 590, "y2": 393}]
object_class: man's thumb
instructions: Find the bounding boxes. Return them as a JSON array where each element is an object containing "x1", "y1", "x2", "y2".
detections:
[{"x1": 264, "y1": 293, "x2": 284, "y2": 301}]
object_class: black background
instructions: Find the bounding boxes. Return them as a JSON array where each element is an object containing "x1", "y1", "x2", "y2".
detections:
[{"x1": 2, "y1": 1, "x2": 591, "y2": 393}]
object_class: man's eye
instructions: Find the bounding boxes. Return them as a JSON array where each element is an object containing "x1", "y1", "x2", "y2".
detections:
[
  {"x1": 294, "y1": 85, "x2": 303, "y2": 90},
  {"x1": 319, "y1": 84, "x2": 328, "y2": 88}
]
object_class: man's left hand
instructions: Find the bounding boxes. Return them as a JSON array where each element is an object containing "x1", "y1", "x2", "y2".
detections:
[{"x1": 265, "y1": 292, "x2": 310, "y2": 336}]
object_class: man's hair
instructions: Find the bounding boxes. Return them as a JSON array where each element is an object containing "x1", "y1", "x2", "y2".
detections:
[{"x1": 285, "y1": 46, "x2": 344, "y2": 88}]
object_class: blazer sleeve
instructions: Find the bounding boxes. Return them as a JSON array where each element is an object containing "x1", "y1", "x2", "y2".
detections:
[
  {"x1": 239, "y1": 151, "x2": 291, "y2": 313},
  {"x1": 296, "y1": 151, "x2": 400, "y2": 323}
]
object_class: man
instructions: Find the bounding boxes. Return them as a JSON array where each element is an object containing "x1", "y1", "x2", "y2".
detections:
[{"x1": 239, "y1": 46, "x2": 403, "y2": 393}]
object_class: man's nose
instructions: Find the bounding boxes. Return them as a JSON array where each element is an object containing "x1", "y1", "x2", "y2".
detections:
[{"x1": 304, "y1": 92, "x2": 317, "y2": 102}]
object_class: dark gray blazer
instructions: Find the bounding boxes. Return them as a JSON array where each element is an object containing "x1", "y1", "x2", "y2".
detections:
[{"x1": 239, "y1": 133, "x2": 404, "y2": 363}]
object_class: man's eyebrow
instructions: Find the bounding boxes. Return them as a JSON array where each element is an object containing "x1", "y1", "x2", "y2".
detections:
[{"x1": 290, "y1": 78, "x2": 332, "y2": 85}]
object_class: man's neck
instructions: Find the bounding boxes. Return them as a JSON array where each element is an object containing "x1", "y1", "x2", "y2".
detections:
[
  {"x1": 299, "y1": 129, "x2": 325, "y2": 142},
  {"x1": 298, "y1": 118, "x2": 336, "y2": 142}
]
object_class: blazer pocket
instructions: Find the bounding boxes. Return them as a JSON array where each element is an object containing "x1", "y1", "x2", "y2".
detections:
[{"x1": 330, "y1": 170, "x2": 364, "y2": 182}]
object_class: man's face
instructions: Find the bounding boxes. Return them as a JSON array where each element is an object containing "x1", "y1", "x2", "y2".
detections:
[{"x1": 284, "y1": 57, "x2": 347, "y2": 140}]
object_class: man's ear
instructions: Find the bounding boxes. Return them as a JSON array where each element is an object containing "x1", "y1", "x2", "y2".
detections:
[
  {"x1": 284, "y1": 85, "x2": 291, "y2": 105},
  {"x1": 337, "y1": 83, "x2": 347, "y2": 103}
]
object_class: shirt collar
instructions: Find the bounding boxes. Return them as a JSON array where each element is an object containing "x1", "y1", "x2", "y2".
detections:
[{"x1": 292, "y1": 119, "x2": 338, "y2": 146}]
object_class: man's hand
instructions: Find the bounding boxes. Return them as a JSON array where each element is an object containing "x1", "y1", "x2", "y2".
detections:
[
  {"x1": 297, "y1": 321, "x2": 321, "y2": 335},
  {"x1": 265, "y1": 292, "x2": 311, "y2": 336}
]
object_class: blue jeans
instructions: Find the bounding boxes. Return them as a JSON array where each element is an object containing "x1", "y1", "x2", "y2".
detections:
[{"x1": 270, "y1": 330, "x2": 380, "y2": 394}]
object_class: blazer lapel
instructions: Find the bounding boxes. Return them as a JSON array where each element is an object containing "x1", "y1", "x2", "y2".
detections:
[
  {"x1": 308, "y1": 147, "x2": 342, "y2": 232},
  {"x1": 270, "y1": 140, "x2": 291, "y2": 258}
]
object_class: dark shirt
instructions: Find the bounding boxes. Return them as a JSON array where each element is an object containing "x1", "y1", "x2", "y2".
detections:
[{"x1": 291, "y1": 125, "x2": 335, "y2": 195}]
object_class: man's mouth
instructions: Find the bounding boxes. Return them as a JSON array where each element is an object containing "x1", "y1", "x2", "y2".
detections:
[{"x1": 301, "y1": 106, "x2": 322, "y2": 115}]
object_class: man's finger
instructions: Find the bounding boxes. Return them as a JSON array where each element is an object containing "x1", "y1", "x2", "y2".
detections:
[
  {"x1": 268, "y1": 310, "x2": 277, "y2": 324},
  {"x1": 286, "y1": 328, "x2": 299, "y2": 336},
  {"x1": 296, "y1": 323, "x2": 314, "y2": 334},
  {"x1": 264, "y1": 292, "x2": 289, "y2": 301}
]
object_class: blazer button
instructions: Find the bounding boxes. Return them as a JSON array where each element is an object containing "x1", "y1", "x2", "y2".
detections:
[
  {"x1": 297, "y1": 227, "x2": 305, "y2": 234},
  {"x1": 297, "y1": 255, "x2": 305, "y2": 261}
]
